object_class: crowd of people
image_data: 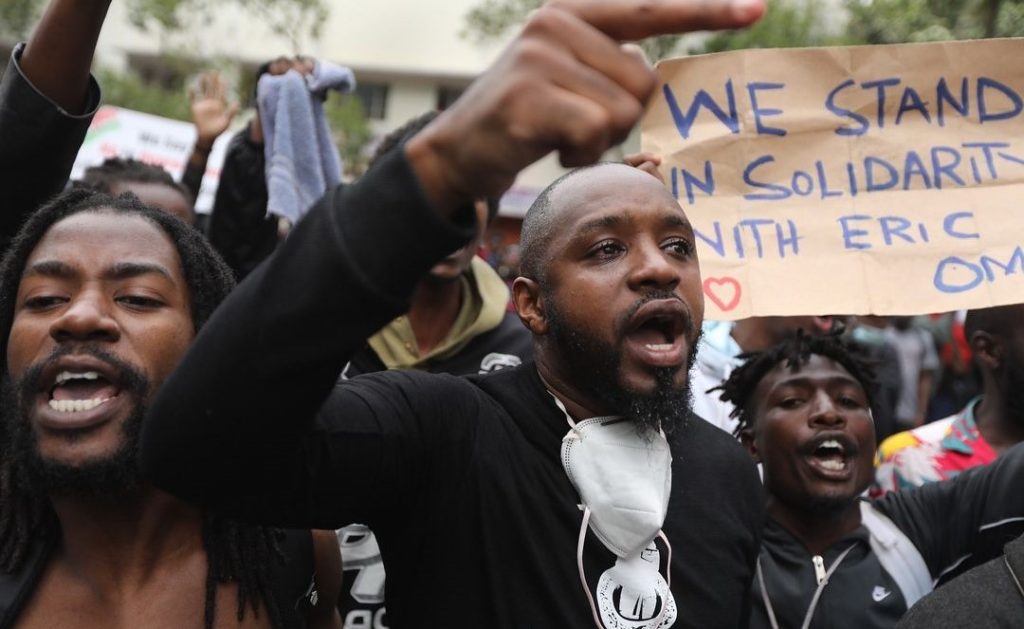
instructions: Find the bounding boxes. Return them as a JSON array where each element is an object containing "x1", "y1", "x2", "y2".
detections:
[{"x1": 0, "y1": 0, "x2": 1022, "y2": 628}]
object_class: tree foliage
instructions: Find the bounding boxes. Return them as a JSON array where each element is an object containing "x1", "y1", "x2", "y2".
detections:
[
  {"x1": 463, "y1": 0, "x2": 1024, "y2": 59},
  {"x1": 843, "y1": 0, "x2": 1024, "y2": 44},
  {"x1": 0, "y1": 0, "x2": 328, "y2": 46}
]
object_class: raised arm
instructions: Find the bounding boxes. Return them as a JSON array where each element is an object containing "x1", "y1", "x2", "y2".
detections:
[
  {"x1": 0, "y1": 0, "x2": 110, "y2": 245},
  {"x1": 876, "y1": 441, "x2": 1024, "y2": 580},
  {"x1": 141, "y1": 0, "x2": 765, "y2": 516}
]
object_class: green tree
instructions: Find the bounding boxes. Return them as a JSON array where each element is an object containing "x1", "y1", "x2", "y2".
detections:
[
  {"x1": 843, "y1": 0, "x2": 1024, "y2": 43},
  {"x1": 0, "y1": 0, "x2": 43, "y2": 39},
  {"x1": 462, "y1": 0, "x2": 682, "y2": 60},
  {"x1": 0, "y1": 0, "x2": 328, "y2": 47},
  {"x1": 324, "y1": 93, "x2": 373, "y2": 178},
  {"x1": 463, "y1": 0, "x2": 839, "y2": 59},
  {"x1": 696, "y1": 0, "x2": 840, "y2": 53}
]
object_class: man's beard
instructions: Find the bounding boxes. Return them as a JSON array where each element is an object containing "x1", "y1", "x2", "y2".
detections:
[
  {"x1": 545, "y1": 290, "x2": 700, "y2": 437},
  {"x1": 3, "y1": 345, "x2": 150, "y2": 497}
]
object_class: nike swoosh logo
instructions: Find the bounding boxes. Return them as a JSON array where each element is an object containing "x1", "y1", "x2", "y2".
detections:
[{"x1": 872, "y1": 586, "x2": 891, "y2": 602}]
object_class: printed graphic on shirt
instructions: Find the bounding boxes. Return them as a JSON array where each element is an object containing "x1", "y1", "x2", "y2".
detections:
[
  {"x1": 479, "y1": 352, "x2": 522, "y2": 374},
  {"x1": 595, "y1": 543, "x2": 677, "y2": 628},
  {"x1": 338, "y1": 524, "x2": 389, "y2": 629},
  {"x1": 872, "y1": 586, "x2": 892, "y2": 603}
]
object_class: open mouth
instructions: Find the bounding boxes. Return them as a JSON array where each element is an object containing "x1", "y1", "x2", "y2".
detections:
[
  {"x1": 804, "y1": 434, "x2": 857, "y2": 478},
  {"x1": 47, "y1": 370, "x2": 121, "y2": 414},
  {"x1": 623, "y1": 299, "x2": 689, "y2": 367}
]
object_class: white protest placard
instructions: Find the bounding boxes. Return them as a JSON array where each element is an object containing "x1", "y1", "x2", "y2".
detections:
[
  {"x1": 71, "y1": 106, "x2": 232, "y2": 213},
  {"x1": 643, "y1": 38, "x2": 1024, "y2": 320}
]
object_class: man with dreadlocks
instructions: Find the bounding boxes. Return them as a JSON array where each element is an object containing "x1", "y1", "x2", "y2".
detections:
[
  {"x1": 715, "y1": 332, "x2": 1024, "y2": 628},
  {"x1": 0, "y1": 188, "x2": 342, "y2": 628}
]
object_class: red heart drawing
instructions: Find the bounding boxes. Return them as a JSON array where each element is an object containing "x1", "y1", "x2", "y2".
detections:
[{"x1": 703, "y1": 277, "x2": 742, "y2": 312}]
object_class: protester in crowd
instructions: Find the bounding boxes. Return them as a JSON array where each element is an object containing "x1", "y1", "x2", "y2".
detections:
[
  {"x1": 717, "y1": 332, "x2": 1024, "y2": 628},
  {"x1": 139, "y1": 1, "x2": 785, "y2": 597},
  {"x1": 885, "y1": 316, "x2": 939, "y2": 429},
  {"x1": 693, "y1": 316, "x2": 835, "y2": 433},
  {"x1": 924, "y1": 310, "x2": 980, "y2": 422},
  {"x1": 875, "y1": 303, "x2": 1024, "y2": 494},
  {"x1": 335, "y1": 112, "x2": 533, "y2": 625},
  {"x1": 79, "y1": 157, "x2": 196, "y2": 225},
  {"x1": 0, "y1": 0, "x2": 107, "y2": 249},
  {"x1": 0, "y1": 188, "x2": 341, "y2": 627},
  {"x1": 181, "y1": 69, "x2": 240, "y2": 233},
  {"x1": 207, "y1": 58, "x2": 311, "y2": 280}
]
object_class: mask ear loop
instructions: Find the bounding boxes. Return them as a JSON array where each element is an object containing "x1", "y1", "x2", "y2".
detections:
[
  {"x1": 549, "y1": 391, "x2": 581, "y2": 432},
  {"x1": 576, "y1": 507, "x2": 606, "y2": 629}
]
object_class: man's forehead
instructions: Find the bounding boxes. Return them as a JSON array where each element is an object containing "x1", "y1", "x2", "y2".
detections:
[
  {"x1": 760, "y1": 354, "x2": 863, "y2": 391},
  {"x1": 25, "y1": 212, "x2": 182, "y2": 276},
  {"x1": 550, "y1": 163, "x2": 686, "y2": 230}
]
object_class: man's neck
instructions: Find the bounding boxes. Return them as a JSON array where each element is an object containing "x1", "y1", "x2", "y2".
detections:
[
  {"x1": 535, "y1": 352, "x2": 610, "y2": 421},
  {"x1": 49, "y1": 486, "x2": 203, "y2": 590},
  {"x1": 767, "y1": 496, "x2": 861, "y2": 556},
  {"x1": 974, "y1": 391, "x2": 1024, "y2": 454},
  {"x1": 407, "y1": 277, "x2": 464, "y2": 355}
]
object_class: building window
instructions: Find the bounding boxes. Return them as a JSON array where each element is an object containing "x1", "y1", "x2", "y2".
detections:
[
  {"x1": 354, "y1": 82, "x2": 390, "y2": 120},
  {"x1": 436, "y1": 86, "x2": 465, "y2": 111}
]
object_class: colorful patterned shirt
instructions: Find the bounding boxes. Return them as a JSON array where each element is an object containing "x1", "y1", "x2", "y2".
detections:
[{"x1": 872, "y1": 398, "x2": 994, "y2": 496}]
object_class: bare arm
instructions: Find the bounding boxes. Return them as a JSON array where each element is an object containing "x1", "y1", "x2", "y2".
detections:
[{"x1": 20, "y1": 0, "x2": 111, "y2": 114}]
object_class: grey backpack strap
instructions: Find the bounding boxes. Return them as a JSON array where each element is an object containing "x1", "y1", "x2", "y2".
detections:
[{"x1": 860, "y1": 501, "x2": 933, "y2": 607}]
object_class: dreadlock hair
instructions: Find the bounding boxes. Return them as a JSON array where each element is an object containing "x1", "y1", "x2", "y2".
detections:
[
  {"x1": 79, "y1": 157, "x2": 193, "y2": 202},
  {"x1": 713, "y1": 330, "x2": 879, "y2": 438},
  {"x1": 0, "y1": 188, "x2": 288, "y2": 629}
]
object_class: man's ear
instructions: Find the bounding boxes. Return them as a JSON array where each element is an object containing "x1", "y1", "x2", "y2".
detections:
[
  {"x1": 512, "y1": 277, "x2": 548, "y2": 335},
  {"x1": 739, "y1": 428, "x2": 760, "y2": 464},
  {"x1": 972, "y1": 331, "x2": 1001, "y2": 371}
]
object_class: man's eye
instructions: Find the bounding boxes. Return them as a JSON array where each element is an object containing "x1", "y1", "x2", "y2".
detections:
[
  {"x1": 590, "y1": 241, "x2": 624, "y2": 259},
  {"x1": 664, "y1": 238, "x2": 693, "y2": 257},
  {"x1": 23, "y1": 295, "x2": 67, "y2": 310},
  {"x1": 117, "y1": 295, "x2": 164, "y2": 309},
  {"x1": 779, "y1": 397, "x2": 804, "y2": 410},
  {"x1": 838, "y1": 396, "x2": 864, "y2": 409}
]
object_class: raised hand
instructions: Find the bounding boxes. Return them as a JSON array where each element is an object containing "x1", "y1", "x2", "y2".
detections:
[
  {"x1": 190, "y1": 70, "x2": 240, "y2": 150},
  {"x1": 405, "y1": 0, "x2": 765, "y2": 212}
]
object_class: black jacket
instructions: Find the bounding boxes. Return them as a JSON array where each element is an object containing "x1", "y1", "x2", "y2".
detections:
[
  {"x1": 753, "y1": 443, "x2": 1024, "y2": 628},
  {"x1": 142, "y1": 149, "x2": 766, "y2": 628},
  {"x1": 0, "y1": 44, "x2": 98, "y2": 249},
  {"x1": 207, "y1": 129, "x2": 280, "y2": 280},
  {"x1": 897, "y1": 532, "x2": 1024, "y2": 628}
]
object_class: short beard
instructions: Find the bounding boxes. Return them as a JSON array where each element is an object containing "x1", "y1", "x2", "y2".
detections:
[
  {"x1": 545, "y1": 290, "x2": 700, "y2": 438},
  {"x1": 4, "y1": 345, "x2": 149, "y2": 498}
]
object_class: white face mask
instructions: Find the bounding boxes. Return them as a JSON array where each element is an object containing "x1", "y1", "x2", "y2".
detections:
[
  {"x1": 551, "y1": 394, "x2": 678, "y2": 629},
  {"x1": 560, "y1": 412, "x2": 673, "y2": 558}
]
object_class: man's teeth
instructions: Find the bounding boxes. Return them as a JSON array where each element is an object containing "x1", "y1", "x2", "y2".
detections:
[
  {"x1": 47, "y1": 398, "x2": 111, "y2": 413},
  {"x1": 55, "y1": 371, "x2": 100, "y2": 385},
  {"x1": 819, "y1": 459, "x2": 846, "y2": 471},
  {"x1": 819, "y1": 439, "x2": 845, "y2": 452},
  {"x1": 645, "y1": 343, "x2": 674, "y2": 351}
]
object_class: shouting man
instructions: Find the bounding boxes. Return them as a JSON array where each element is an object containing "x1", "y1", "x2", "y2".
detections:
[
  {"x1": 717, "y1": 332, "x2": 1024, "y2": 628},
  {"x1": 142, "y1": 2, "x2": 769, "y2": 627},
  {"x1": 0, "y1": 189, "x2": 341, "y2": 628}
]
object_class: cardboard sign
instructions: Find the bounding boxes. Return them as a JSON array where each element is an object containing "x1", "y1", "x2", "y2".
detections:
[
  {"x1": 71, "y1": 106, "x2": 232, "y2": 214},
  {"x1": 643, "y1": 38, "x2": 1024, "y2": 320}
]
